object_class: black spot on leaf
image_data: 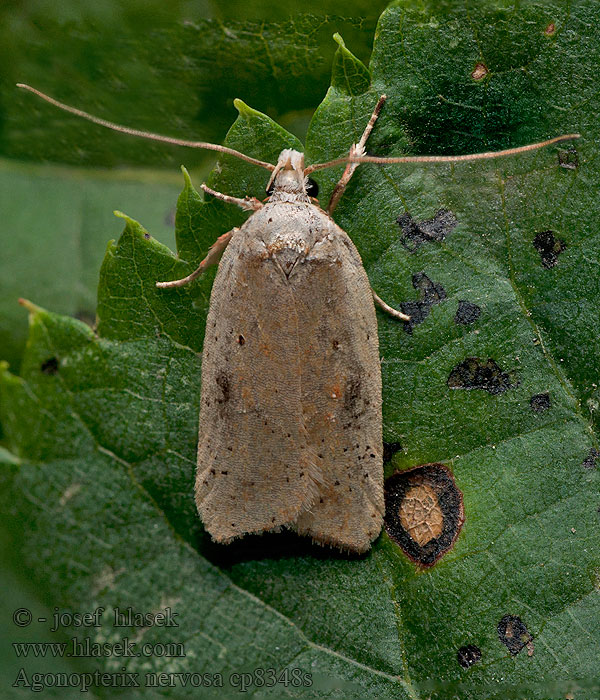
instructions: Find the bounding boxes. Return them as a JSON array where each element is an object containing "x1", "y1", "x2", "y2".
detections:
[
  {"x1": 383, "y1": 442, "x2": 402, "y2": 463},
  {"x1": 455, "y1": 300, "x2": 481, "y2": 325},
  {"x1": 558, "y1": 146, "x2": 578, "y2": 170},
  {"x1": 384, "y1": 464, "x2": 464, "y2": 567},
  {"x1": 448, "y1": 357, "x2": 515, "y2": 395},
  {"x1": 457, "y1": 644, "x2": 482, "y2": 668},
  {"x1": 533, "y1": 231, "x2": 566, "y2": 268},
  {"x1": 40, "y1": 357, "x2": 59, "y2": 375},
  {"x1": 497, "y1": 615, "x2": 533, "y2": 656},
  {"x1": 401, "y1": 272, "x2": 447, "y2": 334},
  {"x1": 583, "y1": 448, "x2": 600, "y2": 470},
  {"x1": 530, "y1": 393, "x2": 551, "y2": 412},
  {"x1": 397, "y1": 209, "x2": 458, "y2": 253}
]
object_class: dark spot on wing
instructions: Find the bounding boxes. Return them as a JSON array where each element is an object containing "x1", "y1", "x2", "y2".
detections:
[
  {"x1": 397, "y1": 209, "x2": 458, "y2": 253},
  {"x1": 344, "y1": 377, "x2": 365, "y2": 418},
  {"x1": 215, "y1": 371, "x2": 230, "y2": 403},
  {"x1": 448, "y1": 357, "x2": 516, "y2": 395},
  {"x1": 533, "y1": 230, "x2": 566, "y2": 268},
  {"x1": 455, "y1": 300, "x2": 481, "y2": 325},
  {"x1": 384, "y1": 463, "x2": 464, "y2": 567}
]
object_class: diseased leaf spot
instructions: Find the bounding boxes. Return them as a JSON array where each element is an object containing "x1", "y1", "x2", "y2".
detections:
[
  {"x1": 237, "y1": 334, "x2": 245, "y2": 345},
  {"x1": 533, "y1": 231, "x2": 566, "y2": 268},
  {"x1": 558, "y1": 146, "x2": 578, "y2": 170},
  {"x1": 41, "y1": 357, "x2": 59, "y2": 375},
  {"x1": 455, "y1": 300, "x2": 481, "y2": 325},
  {"x1": 383, "y1": 442, "x2": 402, "y2": 463},
  {"x1": 457, "y1": 644, "x2": 482, "y2": 668},
  {"x1": 497, "y1": 615, "x2": 534, "y2": 656},
  {"x1": 544, "y1": 22, "x2": 556, "y2": 35},
  {"x1": 471, "y1": 62, "x2": 488, "y2": 80},
  {"x1": 448, "y1": 357, "x2": 516, "y2": 395},
  {"x1": 384, "y1": 464, "x2": 464, "y2": 567},
  {"x1": 397, "y1": 209, "x2": 458, "y2": 253},
  {"x1": 530, "y1": 392, "x2": 551, "y2": 412},
  {"x1": 143, "y1": 232, "x2": 151, "y2": 240},
  {"x1": 583, "y1": 448, "x2": 600, "y2": 470},
  {"x1": 402, "y1": 272, "x2": 447, "y2": 334},
  {"x1": 399, "y1": 483, "x2": 443, "y2": 546}
]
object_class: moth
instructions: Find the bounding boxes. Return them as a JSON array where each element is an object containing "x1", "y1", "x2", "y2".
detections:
[{"x1": 17, "y1": 83, "x2": 578, "y2": 552}]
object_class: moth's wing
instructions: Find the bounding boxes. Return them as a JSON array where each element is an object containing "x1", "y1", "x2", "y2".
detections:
[
  {"x1": 292, "y1": 224, "x2": 384, "y2": 553},
  {"x1": 195, "y1": 225, "x2": 322, "y2": 544}
]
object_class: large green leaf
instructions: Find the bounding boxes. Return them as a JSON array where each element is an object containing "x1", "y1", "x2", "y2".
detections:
[{"x1": 2, "y1": 3, "x2": 599, "y2": 698}]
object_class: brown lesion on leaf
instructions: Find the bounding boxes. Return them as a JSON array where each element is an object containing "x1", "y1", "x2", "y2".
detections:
[
  {"x1": 471, "y1": 62, "x2": 488, "y2": 81},
  {"x1": 384, "y1": 463, "x2": 464, "y2": 567},
  {"x1": 544, "y1": 22, "x2": 556, "y2": 35},
  {"x1": 398, "y1": 483, "x2": 444, "y2": 546}
]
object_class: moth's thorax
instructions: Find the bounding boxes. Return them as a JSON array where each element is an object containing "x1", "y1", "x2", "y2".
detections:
[
  {"x1": 249, "y1": 200, "x2": 334, "y2": 277},
  {"x1": 266, "y1": 148, "x2": 311, "y2": 204}
]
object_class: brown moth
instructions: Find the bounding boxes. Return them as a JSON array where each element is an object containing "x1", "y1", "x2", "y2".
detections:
[{"x1": 17, "y1": 84, "x2": 579, "y2": 553}]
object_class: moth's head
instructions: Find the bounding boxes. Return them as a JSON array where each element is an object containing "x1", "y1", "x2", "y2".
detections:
[{"x1": 265, "y1": 149, "x2": 318, "y2": 201}]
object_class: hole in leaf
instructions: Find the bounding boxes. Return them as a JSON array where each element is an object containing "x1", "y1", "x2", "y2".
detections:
[{"x1": 384, "y1": 463, "x2": 464, "y2": 567}]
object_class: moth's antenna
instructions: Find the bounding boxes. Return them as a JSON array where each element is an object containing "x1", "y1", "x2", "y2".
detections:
[
  {"x1": 305, "y1": 133, "x2": 580, "y2": 174},
  {"x1": 17, "y1": 83, "x2": 276, "y2": 172}
]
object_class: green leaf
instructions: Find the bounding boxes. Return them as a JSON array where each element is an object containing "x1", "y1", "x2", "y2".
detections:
[
  {"x1": 0, "y1": 159, "x2": 181, "y2": 370},
  {"x1": 2, "y1": 4, "x2": 600, "y2": 699}
]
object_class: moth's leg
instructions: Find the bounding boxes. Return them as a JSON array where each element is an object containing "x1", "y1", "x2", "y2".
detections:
[
  {"x1": 155, "y1": 228, "x2": 237, "y2": 288},
  {"x1": 327, "y1": 95, "x2": 387, "y2": 215},
  {"x1": 201, "y1": 183, "x2": 263, "y2": 211},
  {"x1": 372, "y1": 290, "x2": 411, "y2": 322}
]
